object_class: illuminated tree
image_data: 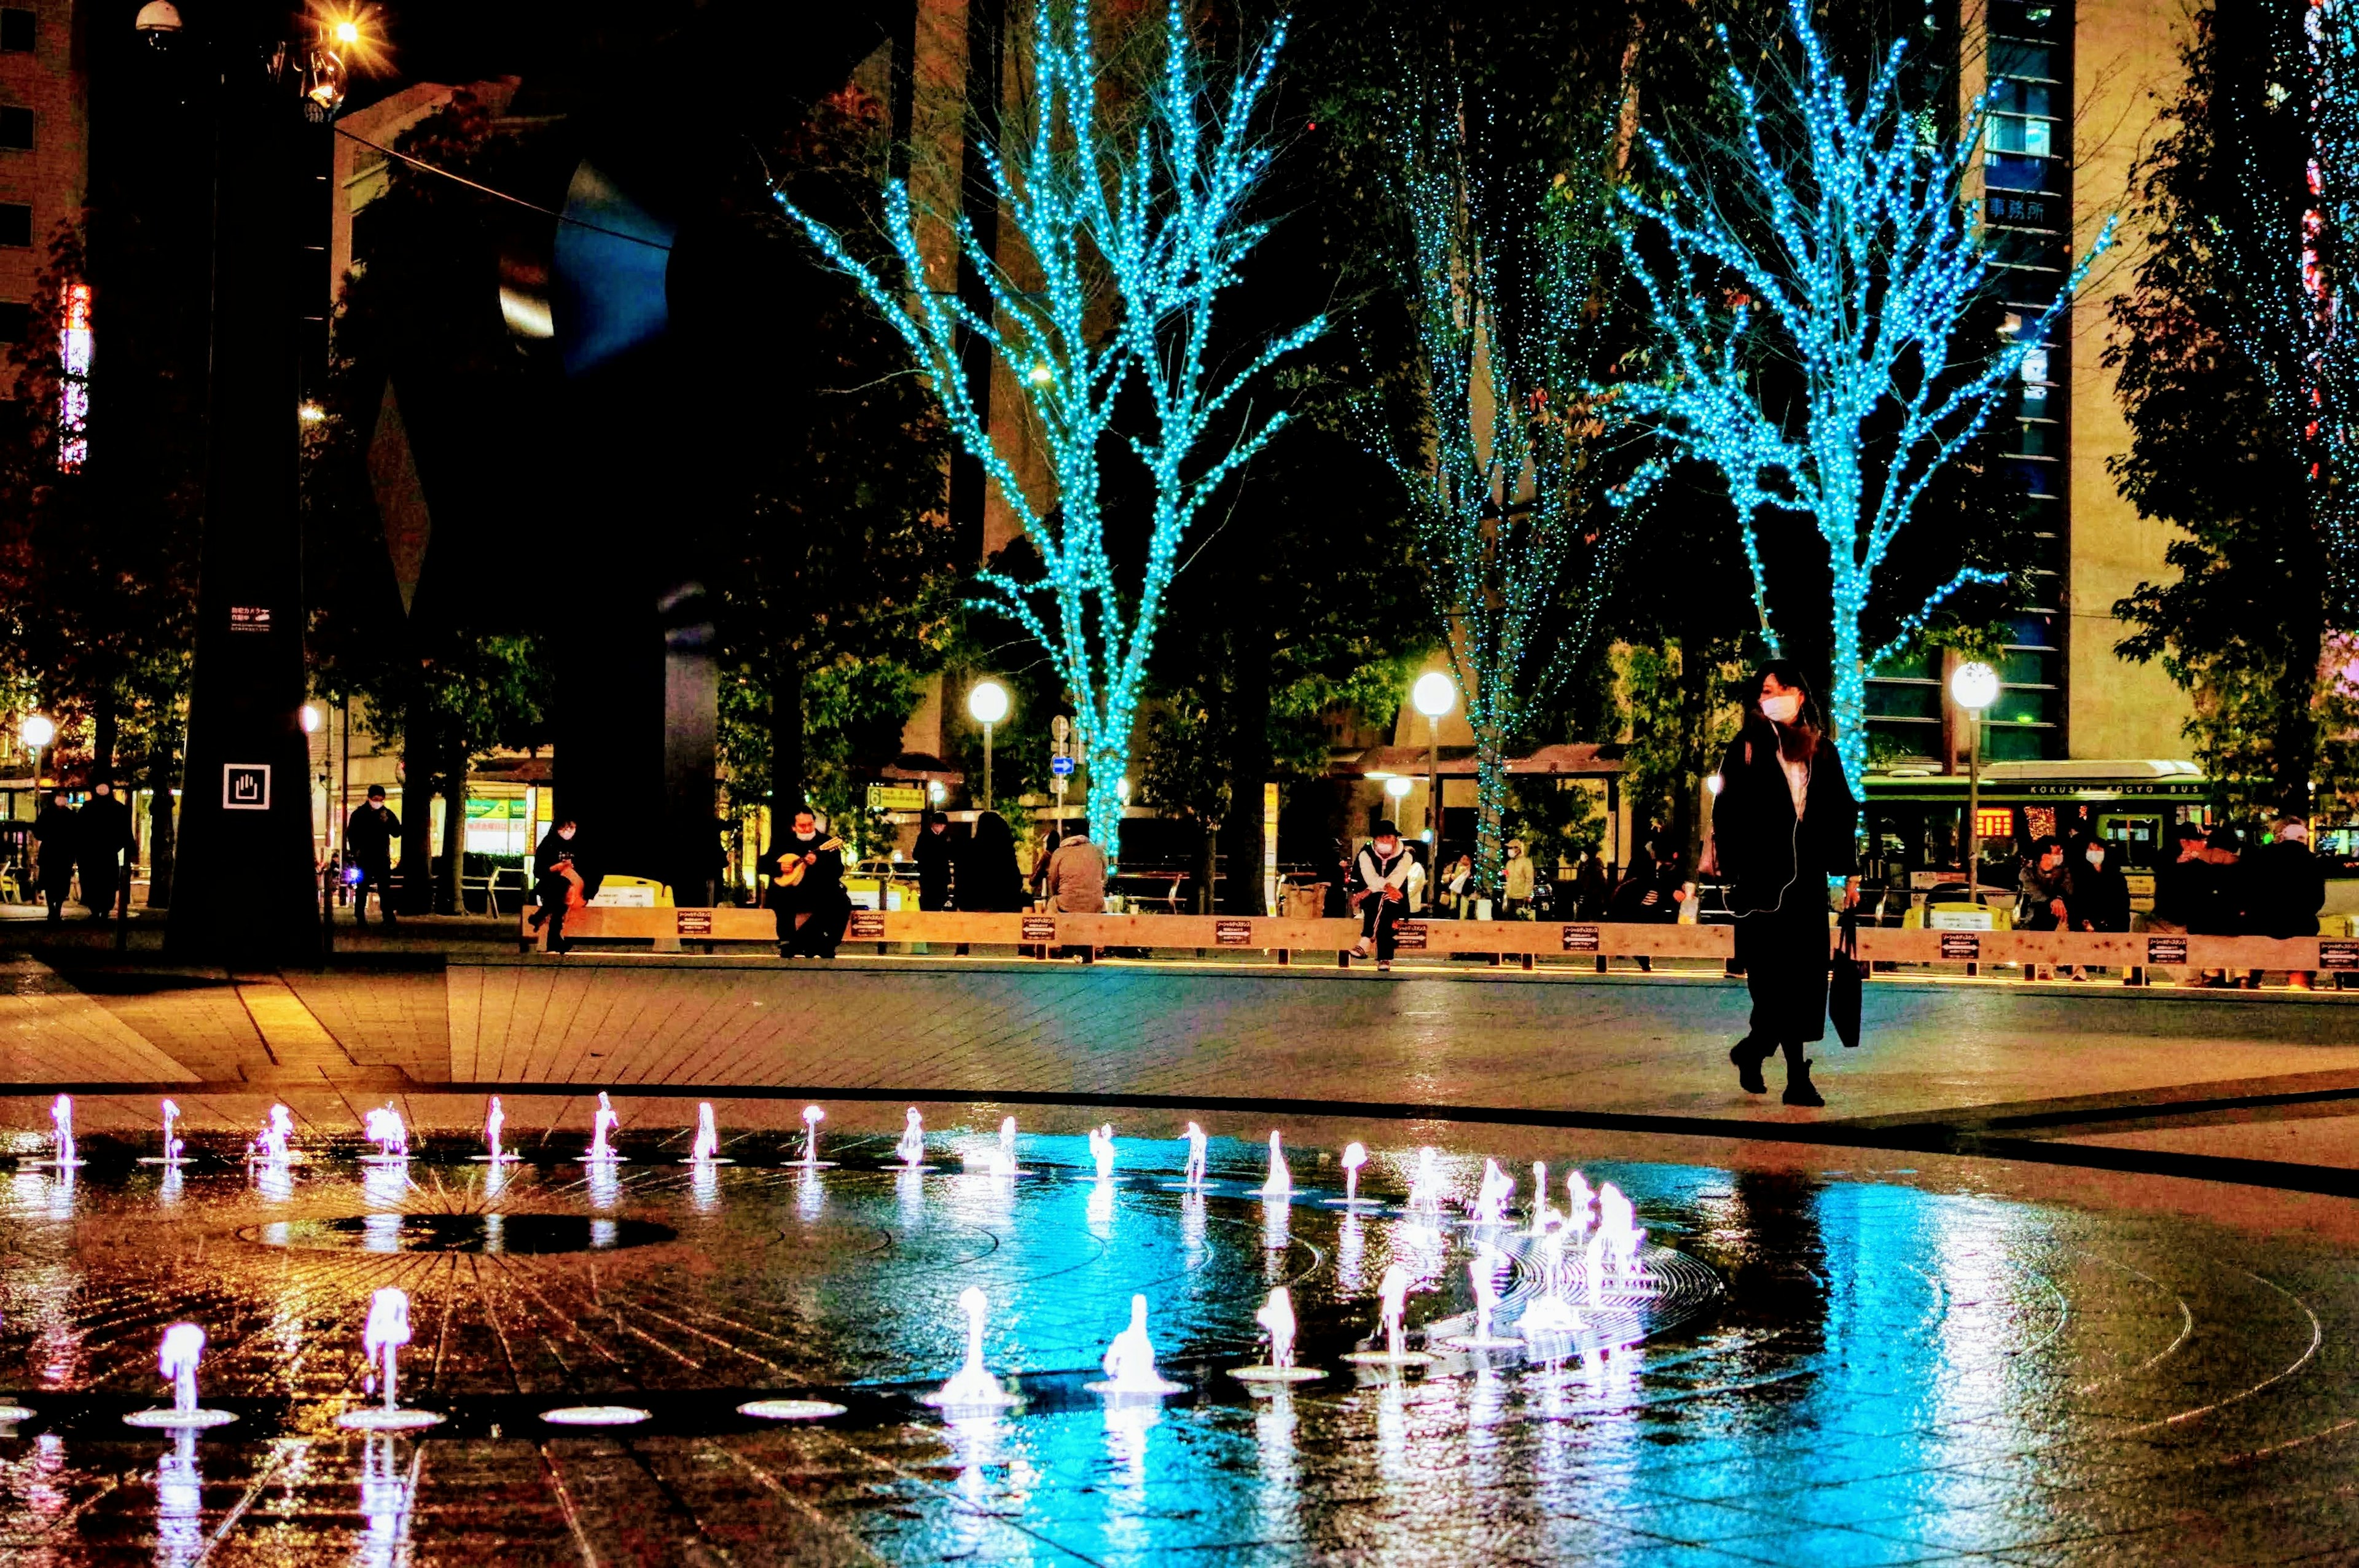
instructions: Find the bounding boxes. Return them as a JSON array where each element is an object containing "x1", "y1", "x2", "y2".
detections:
[
  {"x1": 782, "y1": 0, "x2": 1321, "y2": 856},
  {"x1": 1378, "y1": 84, "x2": 1659, "y2": 899},
  {"x1": 1618, "y1": 0, "x2": 2111, "y2": 786}
]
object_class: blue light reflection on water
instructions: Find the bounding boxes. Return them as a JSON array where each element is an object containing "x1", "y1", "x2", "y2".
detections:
[{"x1": 767, "y1": 1141, "x2": 2084, "y2": 1564}]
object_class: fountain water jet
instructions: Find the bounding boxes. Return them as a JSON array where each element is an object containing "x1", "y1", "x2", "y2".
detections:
[
  {"x1": 1086, "y1": 1294, "x2": 1186, "y2": 1396},
  {"x1": 474, "y1": 1096, "x2": 519, "y2": 1163},
  {"x1": 38, "y1": 1093, "x2": 80, "y2": 1168},
  {"x1": 1258, "y1": 1131, "x2": 1291, "y2": 1198},
  {"x1": 1324, "y1": 1141, "x2": 1375, "y2": 1207},
  {"x1": 1469, "y1": 1159, "x2": 1515, "y2": 1225},
  {"x1": 1342, "y1": 1264, "x2": 1433, "y2": 1367},
  {"x1": 683, "y1": 1102, "x2": 732, "y2": 1164},
  {"x1": 894, "y1": 1107, "x2": 929, "y2": 1169},
  {"x1": 138, "y1": 1100, "x2": 186, "y2": 1166},
  {"x1": 1230, "y1": 1287, "x2": 1326, "y2": 1384},
  {"x1": 584, "y1": 1093, "x2": 624, "y2": 1163},
  {"x1": 1444, "y1": 1242, "x2": 1524, "y2": 1349},
  {"x1": 1087, "y1": 1124, "x2": 1116, "y2": 1180},
  {"x1": 123, "y1": 1324, "x2": 237, "y2": 1429},
  {"x1": 798, "y1": 1105, "x2": 836, "y2": 1168},
  {"x1": 360, "y1": 1103, "x2": 407, "y2": 1162},
  {"x1": 338, "y1": 1288, "x2": 444, "y2": 1430},
  {"x1": 1178, "y1": 1122, "x2": 1207, "y2": 1188},
  {"x1": 1527, "y1": 1162, "x2": 1560, "y2": 1233},
  {"x1": 1406, "y1": 1147, "x2": 1443, "y2": 1214},
  {"x1": 921, "y1": 1287, "x2": 1019, "y2": 1409},
  {"x1": 247, "y1": 1104, "x2": 295, "y2": 1163},
  {"x1": 961, "y1": 1116, "x2": 1022, "y2": 1176}
]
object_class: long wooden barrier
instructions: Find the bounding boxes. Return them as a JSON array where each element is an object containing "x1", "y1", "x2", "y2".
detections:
[{"x1": 520, "y1": 904, "x2": 2359, "y2": 980}]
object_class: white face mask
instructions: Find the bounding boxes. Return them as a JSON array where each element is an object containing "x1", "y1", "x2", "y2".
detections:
[
  {"x1": 2086, "y1": 847, "x2": 2104, "y2": 867},
  {"x1": 558, "y1": 829, "x2": 574, "y2": 841},
  {"x1": 1761, "y1": 692, "x2": 1802, "y2": 725}
]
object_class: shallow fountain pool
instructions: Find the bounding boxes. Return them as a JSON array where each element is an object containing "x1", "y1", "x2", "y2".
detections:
[{"x1": 1, "y1": 1119, "x2": 2355, "y2": 1564}]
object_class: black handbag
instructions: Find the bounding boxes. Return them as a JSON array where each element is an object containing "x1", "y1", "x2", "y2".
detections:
[{"x1": 1829, "y1": 905, "x2": 1866, "y2": 1048}]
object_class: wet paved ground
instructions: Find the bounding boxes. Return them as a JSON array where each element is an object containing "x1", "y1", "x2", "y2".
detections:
[{"x1": 4, "y1": 1123, "x2": 2358, "y2": 1565}]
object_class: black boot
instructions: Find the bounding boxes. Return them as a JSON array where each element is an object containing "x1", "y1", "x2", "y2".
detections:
[
  {"x1": 1782, "y1": 1059, "x2": 1825, "y2": 1108},
  {"x1": 1729, "y1": 1037, "x2": 1769, "y2": 1095}
]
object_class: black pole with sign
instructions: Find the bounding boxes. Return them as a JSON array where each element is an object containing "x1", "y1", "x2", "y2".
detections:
[{"x1": 164, "y1": 28, "x2": 322, "y2": 963}]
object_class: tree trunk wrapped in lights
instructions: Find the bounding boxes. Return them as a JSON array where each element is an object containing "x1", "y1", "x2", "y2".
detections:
[
  {"x1": 1377, "y1": 83, "x2": 1661, "y2": 901},
  {"x1": 781, "y1": 0, "x2": 1320, "y2": 858},
  {"x1": 1616, "y1": 0, "x2": 2111, "y2": 788}
]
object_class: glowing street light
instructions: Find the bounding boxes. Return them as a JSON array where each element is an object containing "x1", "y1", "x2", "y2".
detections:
[
  {"x1": 18, "y1": 713, "x2": 54, "y2": 790},
  {"x1": 1383, "y1": 775, "x2": 1412, "y2": 801},
  {"x1": 968, "y1": 681, "x2": 1009, "y2": 811},
  {"x1": 299, "y1": 704, "x2": 323, "y2": 734},
  {"x1": 1410, "y1": 672, "x2": 1456, "y2": 852},
  {"x1": 1951, "y1": 661, "x2": 2001, "y2": 885}
]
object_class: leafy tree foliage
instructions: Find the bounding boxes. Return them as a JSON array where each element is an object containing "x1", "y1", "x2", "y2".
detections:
[{"x1": 2107, "y1": 6, "x2": 2359, "y2": 819}]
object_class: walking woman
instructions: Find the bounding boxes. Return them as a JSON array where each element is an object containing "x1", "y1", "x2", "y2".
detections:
[{"x1": 1705, "y1": 661, "x2": 1859, "y2": 1107}]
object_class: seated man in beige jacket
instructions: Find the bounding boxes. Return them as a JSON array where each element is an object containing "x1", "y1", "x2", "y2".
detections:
[{"x1": 1042, "y1": 819, "x2": 1109, "y2": 912}]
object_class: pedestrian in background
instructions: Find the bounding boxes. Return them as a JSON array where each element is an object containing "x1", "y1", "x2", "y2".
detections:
[
  {"x1": 1503, "y1": 838, "x2": 1535, "y2": 918},
  {"x1": 2145, "y1": 821, "x2": 2209, "y2": 985},
  {"x1": 2246, "y1": 816, "x2": 2327, "y2": 988},
  {"x1": 345, "y1": 784, "x2": 401, "y2": 926},
  {"x1": 961, "y1": 810, "x2": 1025, "y2": 912},
  {"x1": 1707, "y1": 661, "x2": 1859, "y2": 1109},
  {"x1": 913, "y1": 809, "x2": 955, "y2": 912},
  {"x1": 1042, "y1": 817, "x2": 1108, "y2": 913},
  {"x1": 77, "y1": 778, "x2": 133, "y2": 922},
  {"x1": 1442, "y1": 853, "x2": 1475, "y2": 918},
  {"x1": 2194, "y1": 824, "x2": 2245, "y2": 986},
  {"x1": 2063, "y1": 833, "x2": 2129, "y2": 981},
  {"x1": 1028, "y1": 822, "x2": 1062, "y2": 905},
  {"x1": 528, "y1": 817, "x2": 589, "y2": 953},
  {"x1": 1573, "y1": 846, "x2": 1609, "y2": 919},
  {"x1": 32, "y1": 787, "x2": 74, "y2": 923},
  {"x1": 1607, "y1": 839, "x2": 1667, "y2": 971}
]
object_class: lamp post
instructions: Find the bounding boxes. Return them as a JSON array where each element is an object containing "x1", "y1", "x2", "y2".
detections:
[
  {"x1": 1410, "y1": 672, "x2": 1455, "y2": 852},
  {"x1": 19, "y1": 714, "x2": 54, "y2": 793},
  {"x1": 1950, "y1": 661, "x2": 2000, "y2": 887},
  {"x1": 967, "y1": 680, "x2": 1009, "y2": 811}
]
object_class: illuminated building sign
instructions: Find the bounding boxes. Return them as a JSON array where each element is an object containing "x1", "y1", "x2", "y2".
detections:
[{"x1": 57, "y1": 279, "x2": 89, "y2": 470}]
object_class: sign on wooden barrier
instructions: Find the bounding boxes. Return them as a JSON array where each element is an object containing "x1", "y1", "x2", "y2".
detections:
[
  {"x1": 676, "y1": 909, "x2": 713, "y2": 937},
  {"x1": 1020, "y1": 915, "x2": 1057, "y2": 943},
  {"x1": 1391, "y1": 921, "x2": 1428, "y2": 950},
  {"x1": 849, "y1": 910, "x2": 888, "y2": 940},
  {"x1": 2322, "y1": 940, "x2": 2359, "y2": 971},
  {"x1": 2145, "y1": 935, "x2": 2187, "y2": 965},
  {"x1": 1560, "y1": 924, "x2": 1601, "y2": 953},
  {"x1": 1938, "y1": 932, "x2": 1981, "y2": 961},
  {"x1": 1215, "y1": 918, "x2": 1253, "y2": 946}
]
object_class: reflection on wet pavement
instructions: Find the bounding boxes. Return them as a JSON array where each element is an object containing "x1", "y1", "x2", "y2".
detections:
[{"x1": 0, "y1": 1127, "x2": 2355, "y2": 1564}]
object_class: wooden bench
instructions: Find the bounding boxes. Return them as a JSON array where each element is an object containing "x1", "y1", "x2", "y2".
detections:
[{"x1": 517, "y1": 905, "x2": 2356, "y2": 983}]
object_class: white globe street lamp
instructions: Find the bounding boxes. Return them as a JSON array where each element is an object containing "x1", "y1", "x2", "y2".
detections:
[
  {"x1": 18, "y1": 714, "x2": 54, "y2": 791},
  {"x1": 967, "y1": 681, "x2": 1010, "y2": 810},
  {"x1": 1950, "y1": 661, "x2": 2000, "y2": 886},
  {"x1": 1410, "y1": 672, "x2": 1456, "y2": 855}
]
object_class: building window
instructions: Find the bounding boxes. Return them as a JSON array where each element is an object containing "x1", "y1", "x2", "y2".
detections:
[
  {"x1": 0, "y1": 10, "x2": 29, "y2": 53},
  {"x1": 0, "y1": 203, "x2": 29, "y2": 247},
  {"x1": 0, "y1": 108, "x2": 30, "y2": 151},
  {"x1": 0, "y1": 300, "x2": 25, "y2": 342}
]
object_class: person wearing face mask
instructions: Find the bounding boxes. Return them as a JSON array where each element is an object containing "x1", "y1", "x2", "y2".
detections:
[
  {"x1": 2062, "y1": 834, "x2": 2129, "y2": 980},
  {"x1": 1347, "y1": 821, "x2": 1418, "y2": 969},
  {"x1": 76, "y1": 777, "x2": 135, "y2": 922},
  {"x1": 1503, "y1": 838, "x2": 1535, "y2": 918},
  {"x1": 1703, "y1": 661, "x2": 1859, "y2": 1107},
  {"x1": 530, "y1": 818, "x2": 589, "y2": 953},
  {"x1": 2245, "y1": 816, "x2": 2327, "y2": 988}
]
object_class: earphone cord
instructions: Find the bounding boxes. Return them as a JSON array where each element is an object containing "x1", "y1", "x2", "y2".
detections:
[{"x1": 1734, "y1": 720, "x2": 1804, "y2": 922}]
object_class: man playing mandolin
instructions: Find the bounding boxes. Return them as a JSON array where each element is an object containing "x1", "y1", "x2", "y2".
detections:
[{"x1": 761, "y1": 806, "x2": 852, "y2": 959}]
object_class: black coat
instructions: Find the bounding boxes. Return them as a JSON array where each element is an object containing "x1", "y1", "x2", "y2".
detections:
[
  {"x1": 345, "y1": 803, "x2": 399, "y2": 869},
  {"x1": 78, "y1": 794, "x2": 134, "y2": 870},
  {"x1": 31, "y1": 803, "x2": 74, "y2": 885},
  {"x1": 2244, "y1": 840, "x2": 2328, "y2": 940},
  {"x1": 2065, "y1": 856, "x2": 2131, "y2": 933},
  {"x1": 761, "y1": 831, "x2": 846, "y2": 913},
  {"x1": 959, "y1": 814, "x2": 1025, "y2": 911},
  {"x1": 1711, "y1": 717, "x2": 1858, "y2": 916},
  {"x1": 913, "y1": 826, "x2": 955, "y2": 907}
]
